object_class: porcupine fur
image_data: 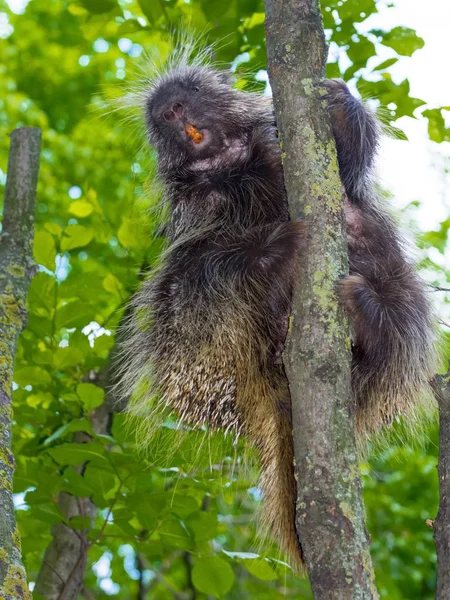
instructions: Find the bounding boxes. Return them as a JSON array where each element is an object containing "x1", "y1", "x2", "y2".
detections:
[{"x1": 117, "y1": 45, "x2": 436, "y2": 569}]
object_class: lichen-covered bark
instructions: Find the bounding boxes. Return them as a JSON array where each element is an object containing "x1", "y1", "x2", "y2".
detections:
[
  {"x1": 264, "y1": 1, "x2": 378, "y2": 598},
  {"x1": 0, "y1": 128, "x2": 41, "y2": 600},
  {"x1": 433, "y1": 373, "x2": 450, "y2": 600}
]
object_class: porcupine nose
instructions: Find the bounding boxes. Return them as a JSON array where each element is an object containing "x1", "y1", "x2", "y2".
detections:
[{"x1": 163, "y1": 102, "x2": 184, "y2": 122}]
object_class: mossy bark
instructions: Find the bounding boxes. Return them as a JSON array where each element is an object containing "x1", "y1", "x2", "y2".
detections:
[
  {"x1": 433, "y1": 373, "x2": 450, "y2": 600},
  {"x1": 0, "y1": 128, "x2": 41, "y2": 600},
  {"x1": 264, "y1": 1, "x2": 378, "y2": 597}
]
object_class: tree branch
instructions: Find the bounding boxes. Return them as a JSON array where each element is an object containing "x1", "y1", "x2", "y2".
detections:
[
  {"x1": 264, "y1": 2, "x2": 378, "y2": 597},
  {"x1": 432, "y1": 372, "x2": 450, "y2": 600},
  {"x1": 0, "y1": 127, "x2": 41, "y2": 600}
]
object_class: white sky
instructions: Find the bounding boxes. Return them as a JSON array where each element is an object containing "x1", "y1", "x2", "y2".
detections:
[{"x1": 361, "y1": 0, "x2": 450, "y2": 233}]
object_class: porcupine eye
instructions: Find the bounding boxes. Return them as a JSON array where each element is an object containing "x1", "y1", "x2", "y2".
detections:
[{"x1": 192, "y1": 86, "x2": 199, "y2": 92}]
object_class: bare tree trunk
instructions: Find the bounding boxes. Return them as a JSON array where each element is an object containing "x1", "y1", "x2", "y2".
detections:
[
  {"x1": 0, "y1": 128, "x2": 41, "y2": 600},
  {"x1": 34, "y1": 338, "x2": 126, "y2": 599},
  {"x1": 264, "y1": 1, "x2": 378, "y2": 598},
  {"x1": 433, "y1": 372, "x2": 450, "y2": 600},
  {"x1": 33, "y1": 397, "x2": 113, "y2": 599}
]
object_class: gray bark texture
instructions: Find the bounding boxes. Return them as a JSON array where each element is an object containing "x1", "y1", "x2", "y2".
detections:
[
  {"x1": 433, "y1": 372, "x2": 450, "y2": 600},
  {"x1": 0, "y1": 127, "x2": 41, "y2": 600},
  {"x1": 264, "y1": 1, "x2": 378, "y2": 598}
]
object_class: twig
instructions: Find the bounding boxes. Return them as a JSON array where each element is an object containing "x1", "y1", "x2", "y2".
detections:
[{"x1": 432, "y1": 372, "x2": 450, "y2": 599}]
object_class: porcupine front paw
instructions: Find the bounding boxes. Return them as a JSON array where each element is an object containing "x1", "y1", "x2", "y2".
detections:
[{"x1": 318, "y1": 79, "x2": 379, "y2": 196}]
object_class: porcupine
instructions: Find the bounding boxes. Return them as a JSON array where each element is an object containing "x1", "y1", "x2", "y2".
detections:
[{"x1": 119, "y1": 55, "x2": 435, "y2": 567}]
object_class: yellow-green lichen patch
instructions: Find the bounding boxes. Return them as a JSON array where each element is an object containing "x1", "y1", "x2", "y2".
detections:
[
  {"x1": 2, "y1": 563, "x2": 31, "y2": 600},
  {"x1": 0, "y1": 447, "x2": 14, "y2": 467},
  {"x1": 311, "y1": 142, "x2": 342, "y2": 214},
  {"x1": 4, "y1": 264, "x2": 25, "y2": 278},
  {"x1": 0, "y1": 358, "x2": 14, "y2": 392},
  {"x1": 0, "y1": 295, "x2": 25, "y2": 331},
  {"x1": 299, "y1": 126, "x2": 342, "y2": 216},
  {"x1": 11, "y1": 528, "x2": 21, "y2": 552},
  {"x1": 339, "y1": 501, "x2": 354, "y2": 522},
  {"x1": 300, "y1": 77, "x2": 315, "y2": 97},
  {"x1": 0, "y1": 470, "x2": 13, "y2": 492}
]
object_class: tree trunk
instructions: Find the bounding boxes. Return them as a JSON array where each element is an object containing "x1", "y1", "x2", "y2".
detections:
[
  {"x1": 34, "y1": 335, "x2": 126, "y2": 599},
  {"x1": 433, "y1": 372, "x2": 450, "y2": 600},
  {"x1": 0, "y1": 127, "x2": 41, "y2": 600},
  {"x1": 264, "y1": 1, "x2": 378, "y2": 598}
]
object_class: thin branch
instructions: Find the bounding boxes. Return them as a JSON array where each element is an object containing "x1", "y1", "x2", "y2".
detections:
[
  {"x1": 136, "y1": 552, "x2": 148, "y2": 600},
  {"x1": 34, "y1": 310, "x2": 130, "y2": 599},
  {"x1": 432, "y1": 372, "x2": 450, "y2": 599},
  {"x1": 429, "y1": 284, "x2": 450, "y2": 293},
  {"x1": 264, "y1": 1, "x2": 378, "y2": 597},
  {"x1": 0, "y1": 127, "x2": 41, "y2": 600}
]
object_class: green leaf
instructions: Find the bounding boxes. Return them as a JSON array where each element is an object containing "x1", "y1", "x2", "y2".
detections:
[
  {"x1": 77, "y1": 383, "x2": 104, "y2": 410},
  {"x1": 47, "y1": 442, "x2": 109, "y2": 467},
  {"x1": 117, "y1": 19, "x2": 148, "y2": 35},
  {"x1": 34, "y1": 230, "x2": 56, "y2": 271},
  {"x1": 186, "y1": 511, "x2": 218, "y2": 543},
  {"x1": 138, "y1": 0, "x2": 162, "y2": 24},
  {"x1": 103, "y1": 273, "x2": 124, "y2": 296},
  {"x1": 423, "y1": 108, "x2": 450, "y2": 143},
  {"x1": 117, "y1": 217, "x2": 149, "y2": 249},
  {"x1": 55, "y1": 300, "x2": 93, "y2": 329},
  {"x1": 44, "y1": 418, "x2": 94, "y2": 446},
  {"x1": 170, "y1": 494, "x2": 199, "y2": 518},
  {"x1": 62, "y1": 467, "x2": 97, "y2": 496},
  {"x1": 373, "y1": 57, "x2": 398, "y2": 71},
  {"x1": 83, "y1": 465, "x2": 116, "y2": 498},
  {"x1": 241, "y1": 557, "x2": 278, "y2": 581},
  {"x1": 44, "y1": 223, "x2": 62, "y2": 236},
  {"x1": 60, "y1": 225, "x2": 94, "y2": 251},
  {"x1": 69, "y1": 515, "x2": 92, "y2": 529},
  {"x1": 69, "y1": 200, "x2": 94, "y2": 217},
  {"x1": 14, "y1": 366, "x2": 51, "y2": 387},
  {"x1": 374, "y1": 26, "x2": 425, "y2": 57},
  {"x1": 26, "y1": 391, "x2": 54, "y2": 409},
  {"x1": 79, "y1": 0, "x2": 118, "y2": 14},
  {"x1": 326, "y1": 61, "x2": 341, "y2": 79},
  {"x1": 28, "y1": 272, "x2": 56, "y2": 314},
  {"x1": 129, "y1": 492, "x2": 167, "y2": 529},
  {"x1": 192, "y1": 556, "x2": 235, "y2": 598},
  {"x1": 159, "y1": 516, "x2": 193, "y2": 551},
  {"x1": 27, "y1": 314, "x2": 53, "y2": 338},
  {"x1": 54, "y1": 346, "x2": 84, "y2": 369}
]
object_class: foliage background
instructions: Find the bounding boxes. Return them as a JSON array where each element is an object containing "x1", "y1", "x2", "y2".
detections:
[{"x1": 0, "y1": 0, "x2": 449, "y2": 597}]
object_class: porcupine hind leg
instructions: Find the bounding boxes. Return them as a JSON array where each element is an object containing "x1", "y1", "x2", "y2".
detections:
[
  {"x1": 323, "y1": 79, "x2": 435, "y2": 436},
  {"x1": 339, "y1": 261, "x2": 434, "y2": 436}
]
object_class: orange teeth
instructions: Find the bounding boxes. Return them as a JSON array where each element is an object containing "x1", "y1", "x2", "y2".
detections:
[{"x1": 185, "y1": 123, "x2": 204, "y2": 144}]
